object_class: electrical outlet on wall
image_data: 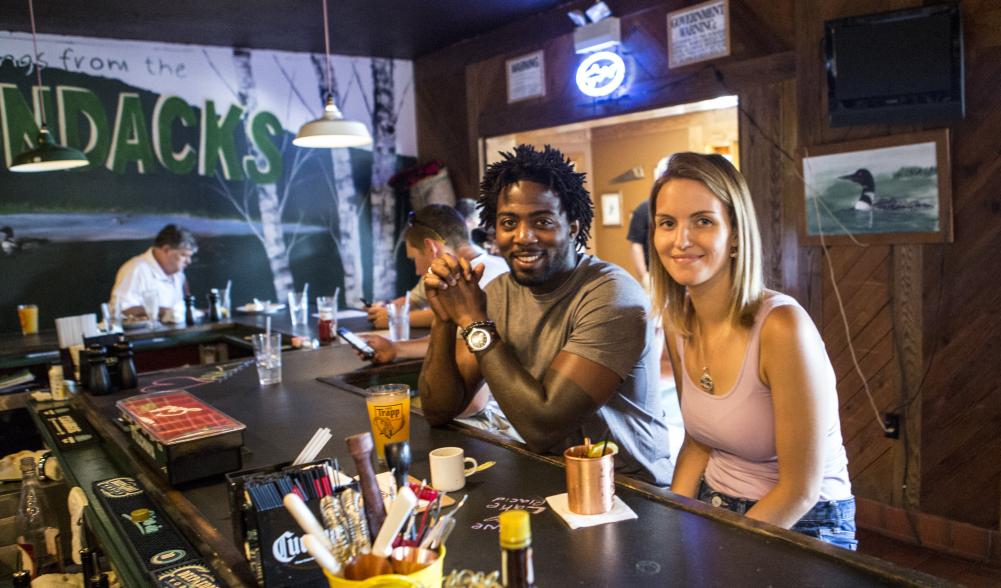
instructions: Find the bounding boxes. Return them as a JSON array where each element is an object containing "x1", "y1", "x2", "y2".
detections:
[{"x1": 883, "y1": 413, "x2": 900, "y2": 439}]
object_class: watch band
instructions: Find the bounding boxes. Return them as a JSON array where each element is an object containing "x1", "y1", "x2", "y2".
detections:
[{"x1": 461, "y1": 320, "x2": 496, "y2": 339}]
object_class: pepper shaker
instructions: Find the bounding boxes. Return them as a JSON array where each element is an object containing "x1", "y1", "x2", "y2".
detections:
[
  {"x1": 113, "y1": 336, "x2": 137, "y2": 390},
  {"x1": 207, "y1": 289, "x2": 221, "y2": 322},
  {"x1": 184, "y1": 295, "x2": 197, "y2": 326}
]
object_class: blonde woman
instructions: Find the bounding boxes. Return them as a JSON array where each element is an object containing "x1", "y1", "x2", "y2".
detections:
[{"x1": 650, "y1": 153, "x2": 856, "y2": 549}]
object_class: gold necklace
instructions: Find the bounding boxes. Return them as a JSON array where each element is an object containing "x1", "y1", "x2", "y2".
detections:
[{"x1": 696, "y1": 324, "x2": 715, "y2": 393}]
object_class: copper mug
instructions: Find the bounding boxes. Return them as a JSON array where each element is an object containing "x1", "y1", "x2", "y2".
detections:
[{"x1": 564, "y1": 445, "x2": 615, "y2": 515}]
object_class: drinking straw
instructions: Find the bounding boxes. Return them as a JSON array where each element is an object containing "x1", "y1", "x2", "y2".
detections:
[
  {"x1": 266, "y1": 316, "x2": 271, "y2": 338},
  {"x1": 598, "y1": 429, "x2": 611, "y2": 456}
]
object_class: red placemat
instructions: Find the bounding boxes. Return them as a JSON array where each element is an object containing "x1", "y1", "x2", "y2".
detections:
[{"x1": 117, "y1": 390, "x2": 245, "y2": 445}]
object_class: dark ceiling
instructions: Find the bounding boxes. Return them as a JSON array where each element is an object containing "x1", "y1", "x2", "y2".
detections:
[{"x1": 1, "y1": 0, "x2": 569, "y2": 59}]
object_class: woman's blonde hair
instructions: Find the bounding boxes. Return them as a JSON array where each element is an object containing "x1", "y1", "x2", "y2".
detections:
[{"x1": 648, "y1": 153, "x2": 763, "y2": 336}]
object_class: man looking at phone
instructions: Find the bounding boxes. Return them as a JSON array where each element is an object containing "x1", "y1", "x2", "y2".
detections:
[
  {"x1": 419, "y1": 145, "x2": 673, "y2": 486},
  {"x1": 362, "y1": 204, "x2": 507, "y2": 363}
]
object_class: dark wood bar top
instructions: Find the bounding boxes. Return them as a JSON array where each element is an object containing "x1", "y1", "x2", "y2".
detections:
[{"x1": 49, "y1": 344, "x2": 949, "y2": 587}]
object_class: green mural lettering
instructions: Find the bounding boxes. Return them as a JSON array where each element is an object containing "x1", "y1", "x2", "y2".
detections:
[
  {"x1": 198, "y1": 100, "x2": 245, "y2": 181},
  {"x1": 58, "y1": 86, "x2": 110, "y2": 165},
  {"x1": 106, "y1": 93, "x2": 155, "y2": 174},
  {"x1": 0, "y1": 83, "x2": 55, "y2": 168},
  {"x1": 152, "y1": 95, "x2": 197, "y2": 175},
  {"x1": 244, "y1": 110, "x2": 283, "y2": 184}
]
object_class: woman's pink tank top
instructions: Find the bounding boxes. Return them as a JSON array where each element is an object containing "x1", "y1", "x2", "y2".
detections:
[{"x1": 679, "y1": 293, "x2": 852, "y2": 501}]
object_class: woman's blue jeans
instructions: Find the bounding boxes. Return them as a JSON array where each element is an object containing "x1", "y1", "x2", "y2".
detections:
[{"x1": 698, "y1": 480, "x2": 859, "y2": 550}]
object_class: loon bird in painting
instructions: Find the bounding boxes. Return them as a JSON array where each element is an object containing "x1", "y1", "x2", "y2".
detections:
[
  {"x1": 838, "y1": 168, "x2": 876, "y2": 211},
  {"x1": 836, "y1": 168, "x2": 935, "y2": 213}
]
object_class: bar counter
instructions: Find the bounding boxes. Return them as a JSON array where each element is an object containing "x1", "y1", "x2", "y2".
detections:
[{"x1": 22, "y1": 327, "x2": 949, "y2": 587}]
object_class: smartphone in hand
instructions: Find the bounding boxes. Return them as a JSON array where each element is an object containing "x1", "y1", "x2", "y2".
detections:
[{"x1": 337, "y1": 327, "x2": 375, "y2": 360}]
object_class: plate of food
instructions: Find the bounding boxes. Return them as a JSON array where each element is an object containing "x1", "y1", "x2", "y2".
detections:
[{"x1": 237, "y1": 300, "x2": 285, "y2": 314}]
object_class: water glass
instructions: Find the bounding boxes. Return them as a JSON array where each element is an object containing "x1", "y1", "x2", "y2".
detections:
[
  {"x1": 251, "y1": 333, "x2": 282, "y2": 385},
  {"x1": 141, "y1": 289, "x2": 159, "y2": 328},
  {"x1": 288, "y1": 291, "x2": 308, "y2": 325},
  {"x1": 387, "y1": 302, "x2": 410, "y2": 341},
  {"x1": 221, "y1": 285, "x2": 232, "y2": 319}
]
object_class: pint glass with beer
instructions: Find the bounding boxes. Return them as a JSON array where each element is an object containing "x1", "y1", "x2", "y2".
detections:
[{"x1": 365, "y1": 384, "x2": 410, "y2": 462}]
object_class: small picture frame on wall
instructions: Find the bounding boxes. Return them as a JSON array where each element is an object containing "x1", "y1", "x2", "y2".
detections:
[
  {"x1": 600, "y1": 193, "x2": 622, "y2": 226},
  {"x1": 801, "y1": 129, "x2": 952, "y2": 245}
]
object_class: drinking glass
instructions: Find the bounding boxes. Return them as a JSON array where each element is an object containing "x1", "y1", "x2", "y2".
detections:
[
  {"x1": 316, "y1": 295, "x2": 338, "y2": 345},
  {"x1": 251, "y1": 333, "x2": 282, "y2": 385},
  {"x1": 141, "y1": 290, "x2": 159, "y2": 329},
  {"x1": 288, "y1": 291, "x2": 308, "y2": 326},
  {"x1": 17, "y1": 304, "x2": 38, "y2": 335},
  {"x1": 365, "y1": 384, "x2": 411, "y2": 463},
  {"x1": 387, "y1": 301, "x2": 410, "y2": 341}
]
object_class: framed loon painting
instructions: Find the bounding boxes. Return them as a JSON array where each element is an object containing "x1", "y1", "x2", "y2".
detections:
[{"x1": 800, "y1": 129, "x2": 952, "y2": 245}]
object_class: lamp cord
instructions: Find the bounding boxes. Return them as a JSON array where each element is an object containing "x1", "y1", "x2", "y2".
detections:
[
  {"x1": 322, "y1": 0, "x2": 333, "y2": 102},
  {"x1": 27, "y1": 0, "x2": 47, "y2": 127}
]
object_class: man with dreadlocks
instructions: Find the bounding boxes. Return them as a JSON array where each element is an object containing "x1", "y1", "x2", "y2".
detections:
[{"x1": 418, "y1": 144, "x2": 673, "y2": 485}]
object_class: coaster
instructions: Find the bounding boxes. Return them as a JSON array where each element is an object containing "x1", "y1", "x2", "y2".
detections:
[{"x1": 545, "y1": 493, "x2": 637, "y2": 529}]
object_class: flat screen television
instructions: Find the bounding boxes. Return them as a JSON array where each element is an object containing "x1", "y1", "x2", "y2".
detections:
[{"x1": 824, "y1": 3, "x2": 964, "y2": 127}]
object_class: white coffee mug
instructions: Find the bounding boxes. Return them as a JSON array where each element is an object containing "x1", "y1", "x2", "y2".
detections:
[{"x1": 429, "y1": 447, "x2": 478, "y2": 492}]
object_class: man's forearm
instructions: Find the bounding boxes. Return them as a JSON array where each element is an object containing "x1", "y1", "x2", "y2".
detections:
[
  {"x1": 476, "y1": 343, "x2": 595, "y2": 452},
  {"x1": 419, "y1": 319, "x2": 472, "y2": 425}
]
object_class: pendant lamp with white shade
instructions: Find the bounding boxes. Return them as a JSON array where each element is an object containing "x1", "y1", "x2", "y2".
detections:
[
  {"x1": 9, "y1": 0, "x2": 89, "y2": 172},
  {"x1": 293, "y1": 0, "x2": 372, "y2": 149}
]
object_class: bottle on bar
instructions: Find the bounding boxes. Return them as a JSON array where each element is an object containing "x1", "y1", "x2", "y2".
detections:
[
  {"x1": 499, "y1": 509, "x2": 535, "y2": 588},
  {"x1": 185, "y1": 294, "x2": 197, "y2": 326},
  {"x1": 208, "y1": 289, "x2": 221, "y2": 322},
  {"x1": 16, "y1": 457, "x2": 61, "y2": 577},
  {"x1": 113, "y1": 335, "x2": 138, "y2": 390}
]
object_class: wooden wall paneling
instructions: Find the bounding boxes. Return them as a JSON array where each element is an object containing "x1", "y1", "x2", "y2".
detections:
[
  {"x1": 739, "y1": 83, "x2": 784, "y2": 292},
  {"x1": 819, "y1": 248, "x2": 891, "y2": 358},
  {"x1": 891, "y1": 244, "x2": 923, "y2": 508}
]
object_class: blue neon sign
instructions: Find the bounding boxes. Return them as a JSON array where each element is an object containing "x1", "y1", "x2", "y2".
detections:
[{"x1": 575, "y1": 51, "x2": 626, "y2": 97}]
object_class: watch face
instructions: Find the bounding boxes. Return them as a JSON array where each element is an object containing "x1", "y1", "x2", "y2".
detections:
[{"x1": 467, "y1": 327, "x2": 492, "y2": 351}]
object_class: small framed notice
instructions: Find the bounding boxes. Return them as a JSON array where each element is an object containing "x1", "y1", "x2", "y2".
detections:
[
  {"x1": 506, "y1": 50, "x2": 546, "y2": 103},
  {"x1": 667, "y1": 0, "x2": 730, "y2": 69},
  {"x1": 601, "y1": 193, "x2": 623, "y2": 226}
]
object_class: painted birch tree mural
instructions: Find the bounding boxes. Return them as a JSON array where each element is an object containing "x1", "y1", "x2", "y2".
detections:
[
  {"x1": 369, "y1": 57, "x2": 398, "y2": 300},
  {"x1": 231, "y1": 49, "x2": 295, "y2": 299},
  {"x1": 310, "y1": 54, "x2": 366, "y2": 307}
]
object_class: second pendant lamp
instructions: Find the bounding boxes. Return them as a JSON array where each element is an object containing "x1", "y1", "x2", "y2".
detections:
[{"x1": 294, "y1": 0, "x2": 371, "y2": 149}]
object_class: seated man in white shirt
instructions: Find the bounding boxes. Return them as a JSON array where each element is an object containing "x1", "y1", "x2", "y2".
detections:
[{"x1": 109, "y1": 224, "x2": 197, "y2": 322}]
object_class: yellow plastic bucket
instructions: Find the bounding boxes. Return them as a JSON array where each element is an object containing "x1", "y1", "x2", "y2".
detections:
[{"x1": 323, "y1": 548, "x2": 445, "y2": 588}]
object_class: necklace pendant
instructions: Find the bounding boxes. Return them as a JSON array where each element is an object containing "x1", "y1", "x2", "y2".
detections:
[{"x1": 698, "y1": 367, "x2": 715, "y2": 392}]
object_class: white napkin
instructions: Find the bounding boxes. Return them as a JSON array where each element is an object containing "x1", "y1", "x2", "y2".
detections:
[{"x1": 545, "y1": 493, "x2": 637, "y2": 529}]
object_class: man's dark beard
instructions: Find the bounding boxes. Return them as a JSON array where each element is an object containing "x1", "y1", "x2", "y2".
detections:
[{"x1": 505, "y1": 248, "x2": 578, "y2": 290}]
